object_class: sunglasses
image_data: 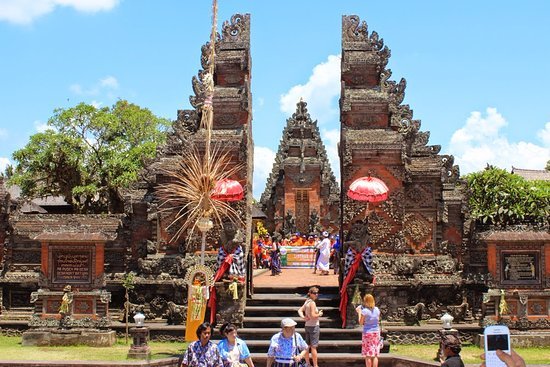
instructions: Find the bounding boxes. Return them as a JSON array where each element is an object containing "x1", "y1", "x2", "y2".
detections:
[{"x1": 310, "y1": 292, "x2": 319, "y2": 295}]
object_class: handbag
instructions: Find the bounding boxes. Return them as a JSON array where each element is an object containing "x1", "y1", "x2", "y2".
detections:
[{"x1": 293, "y1": 333, "x2": 307, "y2": 367}]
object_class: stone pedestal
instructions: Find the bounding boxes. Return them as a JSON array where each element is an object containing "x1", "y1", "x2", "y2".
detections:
[
  {"x1": 22, "y1": 329, "x2": 116, "y2": 346},
  {"x1": 127, "y1": 327, "x2": 151, "y2": 359},
  {"x1": 213, "y1": 280, "x2": 245, "y2": 327}
]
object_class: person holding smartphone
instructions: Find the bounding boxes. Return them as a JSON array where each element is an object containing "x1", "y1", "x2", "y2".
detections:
[
  {"x1": 480, "y1": 349, "x2": 526, "y2": 367},
  {"x1": 440, "y1": 334, "x2": 464, "y2": 367}
]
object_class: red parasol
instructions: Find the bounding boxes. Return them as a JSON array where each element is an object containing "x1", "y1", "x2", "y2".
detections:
[
  {"x1": 211, "y1": 178, "x2": 244, "y2": 201},
  {"x1": 346, "y1": 176, "x2": 389, "y2": 202}
]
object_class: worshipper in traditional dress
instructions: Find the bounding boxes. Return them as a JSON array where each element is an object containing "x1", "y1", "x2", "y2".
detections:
[
  {"x1": 310, "y1": 235, "x2": 320, "y2": 274},
  {"x1": 440, "y1": 334, "x2": 464, "y2": 367},
  {"x1": 217, "y1": 323, "x2": 255, "y2": 367},
  {"x1": 315, "y1": 231, "x2": 331, "y2": 275},
  {"x1": 270, "y1": 236, "x2": 282, "y2": 276},
  {"x1": 252, "y1": 236, "x2": 261, "y2": 269},
  {"x1": 266, "y1": 318, "x2": 308, "y2": 367},
  {"x1": 298, "y1": 286, "x2": 323, "y2": 367},
  {"x1": 331, "y1": 235, "x2": 341, "y2": 274},
  {"x1": 356, "y1": 294, "x2": 381, "y2": 367},
  {"x1": 181, "y1": 322, "x2": 223, "y2": 367}
]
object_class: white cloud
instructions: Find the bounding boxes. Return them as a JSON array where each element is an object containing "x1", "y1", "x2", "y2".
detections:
[
  {"x1": 537, "y1": 121, "x2": 550, "y2": 147},
  {"x1": 90, "y1": 100, "x2": 103, "y2": 108},
  {"x1": 253, "y1": 146, "x2": 276, "y2": 199},
  {"x1": 0, "y1": 128, "x2": 8, "y2": 140},
  {"x1": 100, "y1": 75, "x2": 119, "y2": 89},
  {"x1": 0, "y1": 0, "x2": 119, "y2": 25},
  {"x1": 280, "y1": 54, "x2": 341, "y2": 125},
  {"x1": 321, "y1": 128, "x2": 340, "y2": 182},
  {"x1": 0, "y1": 157, "x2": 11, "y2": 172},
  {"x1": 69, "y1": 75, "x2": 119, "y2": 99},
  {"x1": 34, "y1": 120, "x2": 51, "y2": 132},
  {"x1": 448, "y1": 108, "x2": 550, "y2": 174}
]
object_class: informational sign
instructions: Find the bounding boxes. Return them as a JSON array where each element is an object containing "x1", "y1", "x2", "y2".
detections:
[
  {"x1": 282, "y1": 246, "x2": 316, "y2": 268},
  {"x1": 501, "y1": 252, "x2": 539, "y2": 285},
  {"x1": 51, "y1": 249, "x2": 93, "y2": 285}
]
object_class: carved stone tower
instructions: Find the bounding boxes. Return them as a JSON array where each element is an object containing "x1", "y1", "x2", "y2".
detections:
[
  {"x1": 260, "y1": 100, "x2": 339, "y2": 235},
  {"x1": 339, "y1": 15, "x2": 468, "y2": 325}
]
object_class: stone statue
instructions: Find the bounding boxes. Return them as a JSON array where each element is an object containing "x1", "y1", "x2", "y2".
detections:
[
  {"x1": 58, "y1": 285, "x2": 73, "y2": 329},
  {"x1": 403, "y1": 302, "x2": 425, "y2": 325},
  {"x1": 343, "y1": 220, "x2": 374, "y2": 283},
  {"x1": 309, "y1": 209, "x2": 322, "y2": 234},
  {"x1": 216, "y1": 220, "x2": 246, "y2": 279},
  {"x1": 220, "y1": 220, "x2": 242, "y2": 253},
  {"x1": 344, "y1": 220, "x2": 371, "y2": 253},
  {"x1": 284, "y1": 210, "x2": 296, "y2": 237}
]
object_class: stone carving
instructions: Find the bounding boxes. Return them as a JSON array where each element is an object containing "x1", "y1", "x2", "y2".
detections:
[
  {"x1": 402, "y1": 213, "x2": 432, "y2": 252},
  {"x1": 344, "y1": 220, "x2": 371, "y2": 253},
  {"x1": 447, "y1": 296, "x2": 471, "y2": 323},
  {"x1": 220, "y1": 220, "x2": 243, "y2": 253},
  {"x1": 283, "y1": 210, "x2": 296, "y2": 237},
  {"x1": 221, "y1": 14, "x2": 250, "y2": 44},
  {"x1": 308, "y1": 210, "x2": 322, "y2": 234},
  {"x1": 342, "y1": 15, "x2": 368, "y2": 42},
  {"x1": 403, "y1": 302, "x2": 425, "y2": 325},
  {"x1": 165, "y1": 301, "x2": 186, "y2": 325}
]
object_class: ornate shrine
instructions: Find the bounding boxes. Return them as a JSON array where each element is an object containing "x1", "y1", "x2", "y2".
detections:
[
  {"x1": 337, "y1": 15, "x2": 471, "y2": 327},
  {"x1": 260, "y1": 100, "x2": 340, "y2": 235}
]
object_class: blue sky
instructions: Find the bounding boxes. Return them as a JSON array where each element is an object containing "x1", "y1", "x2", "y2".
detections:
[{"x1": 1, "y1": 0, "x2": 549, "y2": 199}]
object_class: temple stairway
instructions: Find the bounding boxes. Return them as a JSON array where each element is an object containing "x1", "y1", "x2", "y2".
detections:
[{"x1": 239, "y1": 284, "x2": 381, "y2": 366}]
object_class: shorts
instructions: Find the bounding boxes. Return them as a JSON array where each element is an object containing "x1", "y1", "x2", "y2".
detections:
[{"x1": 305, "y1": 325, "x2": 320, "y2": 347}]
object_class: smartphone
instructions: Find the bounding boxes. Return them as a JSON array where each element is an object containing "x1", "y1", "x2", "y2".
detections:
[{"x1": 484, "y1": 325, "x2": 511, "y2": 367}]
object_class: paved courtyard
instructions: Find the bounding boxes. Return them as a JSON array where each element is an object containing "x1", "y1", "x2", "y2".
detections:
[{"x1": 253, "y1": 267, "x2": 339, "y2": 287}]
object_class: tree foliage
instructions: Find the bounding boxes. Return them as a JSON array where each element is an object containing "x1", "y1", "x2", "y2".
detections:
[
  {"x1": 465, "y1": 166, "x2": 549, "y2": 228},
  {"x1": 9, "y1": 101, "x2": 170, "y2": 213}
]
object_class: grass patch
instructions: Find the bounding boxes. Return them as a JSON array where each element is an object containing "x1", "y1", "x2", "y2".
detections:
[
  {"x1": 390, "y1": 344, "x2": 550, "y2": 365},
  {"x1": 0, "y1": 335, "x2": 186, "y2": 361},
  {"x1": 0, "y1": 336, "x2": 548, "y2": 365}
]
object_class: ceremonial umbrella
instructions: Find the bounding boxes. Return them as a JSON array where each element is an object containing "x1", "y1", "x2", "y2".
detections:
[
  {"x1": 211, "y1": 178, "x2": 244, "y2": 201},
  {"x1": 346, "y1": 176, "x2": 389, "y2": 203}
]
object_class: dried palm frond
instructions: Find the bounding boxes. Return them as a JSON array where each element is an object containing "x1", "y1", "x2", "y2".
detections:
[{"x1": 157, "y1": 143, "x2": 244, "y2": 242}]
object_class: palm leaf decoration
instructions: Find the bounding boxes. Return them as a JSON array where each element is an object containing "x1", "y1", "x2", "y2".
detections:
[{"x1": 156, "y1": 143, "x2": 243, "y2": 243}]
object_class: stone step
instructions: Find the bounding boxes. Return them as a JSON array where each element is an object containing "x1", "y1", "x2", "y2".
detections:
[
  {"x1": 247, "y1": 293, "x2": 339, "y2": 307},
  {"x1": 248, "y1": 353, "x2": 437, "y2": 367},
  {"x1": 244, "y1": 338, "x2": 363, "y2": 354},
  {"x1": 245, "y1": 305, "x2": 340, "y2": 317},
  {"x1": 0, "y1": 311, "x2": 32, "y2": 321},
  {"x1": 232, "y1": 326, "x2": 361, "y2": 339},
  {"x1": 243, "y1": 316, "x2": 341, "y2": 329}
]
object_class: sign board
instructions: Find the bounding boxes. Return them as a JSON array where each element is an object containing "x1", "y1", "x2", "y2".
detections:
[
  {"x1": 282, "y1": 246, "x2": 316, "y2": 268},
  {"x1": 501, "y1": 251, "x2": 540, "y2": 286}
]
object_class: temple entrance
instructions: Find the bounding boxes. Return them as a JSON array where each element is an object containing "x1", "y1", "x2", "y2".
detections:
[{"x1": 295, "y1": 189, "x2": 309, "y2": 233}]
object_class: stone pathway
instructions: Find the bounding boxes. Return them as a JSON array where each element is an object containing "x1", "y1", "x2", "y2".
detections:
[{"x1": 253, "y1": 267, "x2": 339, "y2": 287}]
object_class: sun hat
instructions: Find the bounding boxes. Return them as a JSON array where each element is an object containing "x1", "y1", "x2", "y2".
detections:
[{"x1": 281, "y1": 318, "x2": 297, "y2": 327}]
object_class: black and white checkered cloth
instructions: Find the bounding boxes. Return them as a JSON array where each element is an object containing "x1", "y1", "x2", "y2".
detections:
[
  {"x1": 216, "y1": 245, "x2": 246, "y2": 276},
  {"x1": 343, "y1": 246, "x2": 373, "y2": 277}
]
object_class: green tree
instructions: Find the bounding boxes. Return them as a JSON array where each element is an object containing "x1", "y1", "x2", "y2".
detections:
[
  {"x1": 546, "y1": 159, "x2": 549, "y2": 171},
  {"x1": 465, "y1": 166, "x2": 550, "y2": 227},
  {"x1": 9, "y1": 101, "x2": 170, "y2": 213}
]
